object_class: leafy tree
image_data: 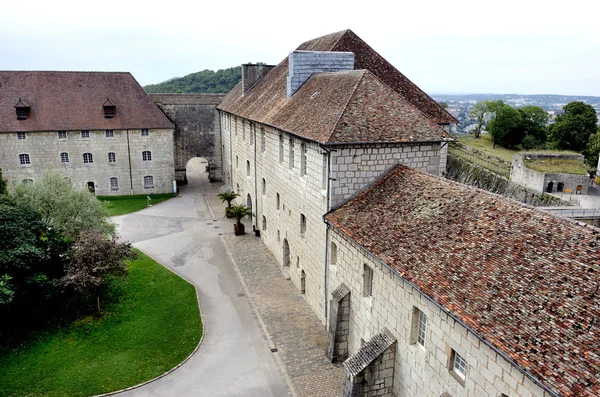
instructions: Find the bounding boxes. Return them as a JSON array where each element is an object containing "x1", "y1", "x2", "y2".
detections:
[
  {"x1": 145, "y1": 67, "x2": 242, "y2": 94},
  {"x1": 0, "y1": 195, "x2": 69, "y2": 313},
  {"x1": 0, "y1": 168, "x2": 7, "y2": 195},
  {"x1": 469, "y1": 100, "x2": 495, "y2": 138},
  {"x1": 549, "y1": 102, "x2": 598, "y2": 152},
  {"x1": 487, "y1": 101, "x2": 525, "y2": 149},
  {"x1": 518, "y1": 106, "x2": 549, "y2": 146},
  {"x1": 61, "y1": 231, "x2": 136, "y2": 312},
  {"x1": 13, "y1": 171, "x2": 114, "y2": 240},
  {"x1": 583, "y1": 129, "x2": 600, "y2": 168}
]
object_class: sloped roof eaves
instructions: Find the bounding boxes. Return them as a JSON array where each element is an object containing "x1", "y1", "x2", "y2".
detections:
[
  {"x1": 0, "y1": 71, "x2": 174, "y2": 132},
  {"x1": 324, "y1": 165, "x2": 600, "y2": 396}
]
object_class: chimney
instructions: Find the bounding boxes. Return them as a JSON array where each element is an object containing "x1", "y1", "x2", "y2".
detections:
[
  {"x1": 286, "y1": 51, "x2": 354, "y2": 97},
  {"x1": 242, "y1": 64, "x2": 275, "y2": 95}
]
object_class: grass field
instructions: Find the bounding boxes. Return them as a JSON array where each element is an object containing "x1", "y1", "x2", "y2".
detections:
[
  {"x1": 456, "y1": 134, "x2": 518, "y2": 162},
  {"x1": 0, "y1": 250, "x2": 201, "y2": 397},
  {"x1": 525, "y1": 158, "x2": 589, "y2": 175},
  {"x1": 98, "y1": 193, "x2": 175, "y2": 216}
]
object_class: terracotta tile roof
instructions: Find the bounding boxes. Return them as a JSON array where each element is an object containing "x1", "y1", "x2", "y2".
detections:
[
  {"x1": 325, "y1": 165, "x2": 600, "y2": 396},
  {"x1": 218, "y1": 29, "x2": 457, "y2": 136},
  {"x1": 297, "y1": 30, "x2": 457, "y2": 124},
  {"x1": 0, "y1": 71, "x2": 174, "y2": 132},
  {"x1": 219, "y1": 67, "x2": 451, "y2": 144}
]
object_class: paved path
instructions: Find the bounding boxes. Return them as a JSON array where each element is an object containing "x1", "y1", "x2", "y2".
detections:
[
  {"x1": 113, "y1": 159, "x2": 342, "y2": 396},
  {"x1": 113, "y1": 160, "x2": 289, "y2": 397}
]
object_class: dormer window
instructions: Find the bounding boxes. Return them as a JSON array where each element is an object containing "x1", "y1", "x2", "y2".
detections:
[
  {"x1": 103, "y1": 97, "x2": 116, "y2": 119},
  {"x1": 14, "y1": 98, "x2": 31, "y2": 120}
]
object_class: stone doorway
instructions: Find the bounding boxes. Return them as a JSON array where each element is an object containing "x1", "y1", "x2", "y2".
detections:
[{"x1": 87, "y1": 181, "x2": 95, "y2": 194}]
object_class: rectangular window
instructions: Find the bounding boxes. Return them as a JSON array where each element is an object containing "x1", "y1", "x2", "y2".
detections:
[
  {"x1": 301, "y1": 143, "x2": 307, "y2": 176},
  {"x1": 279, "y1": 135, "x2": 284, "y2": 163},
  {"x1": 110, "y1": 177, "x2": 119, "y2": 191},
  {"x1": 144, "y1": 175, "x2": 154, "y2": 189},
  {"x1": 58, "y1": 131, "x2": 67, "y2": 139},
  {"x1": 108, "y1": 152, "x2": 116, "y2": 163},
  {"x1": 81, "y1": 130, "x2": 90, "y2": 138},
  {"x1": 261, "y1": 129, "x2": 266, "y2": 153},
  {"x1": 83, "y1": 153, "x2": 93, "y2": 164},
  {"x1": 105, "y1": 130, "x2": 114, "y2": 138},
  {"x1": 19, "y1": 153, "x2": 31, "y2": 165},
  {"x1": 141, "y1": 129, "x2": 149, "y2": 136},
  {"x1": 142, "y1": 151, "x2": 152, "y2": 162},
  {"x1": 330, "y1": 242, "x2": 337, "y2": 265},
  {"x1": 289, "y1": 139, "x2": 295, "y2": 169},
  {"x1": 451, "y1": 350, "x2": 467, "y2": 380},
  {"x1": 60, "y1": 152, "x2": 70, "y2": 163},
  {"x1": 16, "y1": 132, "x2": 26, "y2": 140},
  {"x1": 416, "y1": 309, "x2": 427, "y2": 348},
  {"x1": 363, "y1": 264, "x2": 373, "y2": 297},
  {"x1": 242, "y1": 120, "x2": 246, "y2": 141}
]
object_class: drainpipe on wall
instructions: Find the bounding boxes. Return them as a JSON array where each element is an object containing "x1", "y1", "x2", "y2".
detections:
[
  {"x1": 126, "y1": 129, "x2": 133, "y2": 195},
  {"x1": 253, "y1": 123, "x2": 259, "y2": 235},
  {"x1": 321, "y1": 145, "x2": 332, "y2": 321}
]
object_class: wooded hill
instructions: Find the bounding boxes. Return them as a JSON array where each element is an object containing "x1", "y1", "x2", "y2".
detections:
[{"x1": 144, "y1": 67, "x2": 241, "y2": 94}]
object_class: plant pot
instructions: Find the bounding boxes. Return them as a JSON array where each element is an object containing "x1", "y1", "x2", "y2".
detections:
[
  {"x1": 234, "y1": 223, "x2": 245, "y2": 236},
  {"x1": 226, "y1": 208, "x2": 234, "y2": 218}
]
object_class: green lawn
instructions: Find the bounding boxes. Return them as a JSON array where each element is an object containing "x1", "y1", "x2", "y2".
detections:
[
  {"x1": 98, "y1": 193, "x2": 175, "y2": 216},
  {"x1": 0, "y1": 250, "x2": 201, "y2": 397},
  {"x1": 525, "y1": 158, "x2": 589, "y2": 175},
  {"x1": 456, "y1": 134, "x2": 518, "y2": 162}
]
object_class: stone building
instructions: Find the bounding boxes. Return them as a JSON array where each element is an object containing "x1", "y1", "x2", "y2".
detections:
[
  {"x1": 511, "y1": 153, "x2": 590, "y2": 195},
  {"x1": 217, "y1": 29, "x2": 456, "y2": 322},
  {"x1": 324, "y1": 165, "x2": 599, "y2": 397},
  {"x1": 0, "y1": 71, "x2": 175, "y2": 195}
]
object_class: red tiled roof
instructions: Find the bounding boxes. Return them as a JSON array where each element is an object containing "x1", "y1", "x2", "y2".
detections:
[
  {"x1": 0, "y1": 71, "x2": 174, "y2": 132},
  {"x1": 218, "y1": 67, "x2": 451, "y2": 144},
  {"x1": 325, "y1": 165, "x2": 600, "y2": 396},
  {"x1": 297, "y1": 30, "x2": 457, "y2": 124}
]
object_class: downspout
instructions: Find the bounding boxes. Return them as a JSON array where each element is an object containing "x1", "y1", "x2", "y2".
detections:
[
  {"x1": 322, "y1": 145, "x2": 332, "y2": 321},
  {"x1": 229, "y1": 113, "x2": 233, "y2": 186},
  {"x1": 253, "y1": 124, "x2": 259, "y2": 233},
  {"x1": 126, "y1": 129, "x2": 133, "y2": 195}
]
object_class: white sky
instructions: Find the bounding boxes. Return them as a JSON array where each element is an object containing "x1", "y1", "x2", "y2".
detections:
[{"x1": 1, "y1": 0, "x2": 599, "y2": 96}]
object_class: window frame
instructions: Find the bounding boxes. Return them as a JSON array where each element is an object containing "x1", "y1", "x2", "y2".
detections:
[
  {"x1": 301, "y1": 143, "x2": 307, "y2": 177},
  {"x1": 58, "y1": 131, "x2": 67, "y2": 139},
  {"x1": 363, "y1": 264, "x2": 373, "y2": 298},
  {"x1": 300, "y1": 213, "x2": 306, "y2": 238},
  {"x1": 105, "y1": 129, "x2": 114, "y2": 138},
  {"x1": 16, "y1": 132, "x2": 26, "y2": 140},
  {"x1": 246, "y1": 160, "x2": 251, "y2": 177},
  {"x1": 81, "y1": 130, "x2": 90, "y2": 139},
  {"x1": 143, "y1": 175, "x2": 154, "y2": 189},
  {"x1": 289, "y1": 138, "x2": 295, "y2": 169},
  {"x1": 110, "y1": 177, "x2": 119, "y2": 191},
  {"x1": 261, "y1": 128, "x2": 266, "y2": 153},
  {"x1": 19, "y1": 153, "x2": 31, "y2": 165},
  {"x1": 142, "y1": 150, "x2": 152, "y2": 162},
  {"x1": 108, "y1": 152, "x2": 116, "y2": 163},
  {"x1": 279, "y1": 135, "x2": 284, "y2": 163},
  {"x1": 451, "y1": 349, "x2": 467, "y2": 382},
  {"x1": 83, "y1": 152, "x2": 93, "y2": 164},
  {"x1": 141, "y1": 129, "x2": 149, "y2": 137},
  {"x1": 60, "y1": 152, "x2": 70, "y2": 164}
]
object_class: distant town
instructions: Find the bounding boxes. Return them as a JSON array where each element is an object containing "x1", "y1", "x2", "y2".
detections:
[{"x1": 432, "y1": 93, "x2": 600, "y2": 133}]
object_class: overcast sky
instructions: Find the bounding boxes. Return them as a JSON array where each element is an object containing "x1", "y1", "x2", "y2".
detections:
[{"x1": 1, "y1": 0, "x2": 598, "y2": 96}]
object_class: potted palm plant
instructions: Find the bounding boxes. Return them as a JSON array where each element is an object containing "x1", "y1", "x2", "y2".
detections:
[
  {"x1": 229, "y1": 205, "x2": 251, "y2": 235},
  {"x1": 217, "y1": 191, "x2": 240, "y2": 218}
]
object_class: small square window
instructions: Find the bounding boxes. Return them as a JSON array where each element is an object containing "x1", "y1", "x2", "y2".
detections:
[
  {"x1": 58, "y1": 131, "x2": 67, "y2": 139},
  {"x1": 81, "y1": 130, "x2": 90, "y2": 138},
  {"x1": 17, "y1": 132, "x2": 26, "y2": 140},
  {"x1": 141, "y1": 129, "x2": 149, "y2": 136},
  {"x1": 105, "y1": 130, "x2": 114, "y2": 138}
]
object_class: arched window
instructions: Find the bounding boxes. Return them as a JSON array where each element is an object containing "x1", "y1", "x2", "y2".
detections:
[
  {"x1": 19, "y1": 153, "x2": 31, "y2": 165},
  {"x1": 110, "y1": 177, "x2": 119, "y2": 191},
  {"x1": 276, "y1": 193, "x2": 280, "y2": 210},
  {"x1": 331, "y1": 242, "x2": 338, "y2": 265},
  {"x1": 546, "y1": 181, "x2": 554, "y2": 193},
  {"x1": 262, "y1": 178, "x2": 267, "y2": 195},
  {"x1": 143, "y1": 175, "x2": 154, "y2": 189},
  {"x1": 60, "y1": 152, "x2": 69, "y2": 163},
  {"x1": 142, "y1": 151, "x2": 152, "y2": 162},
  {"x1": 236, "y1": 155, "x2": 239, "y2": 169},
  {"x1": 300, "y1": 213, "x2": 306, "y2": 237},
  {"x1": 557, "y1": 182, "x2": 564, "y2": 192},
  {"x1": 236, "y1": 183, "x2": 240, "y2": 194},
  {"x1": 262, "y1": 215, "x2": 267, "y2": 231},
  {"x1": 83, "y1": 153, "x2": 93, "y2": 164},
  {"x1": 108, "y1": 152, "x2": 116, "y2": 163},
  {"x1": 246, "y1": 160, "x2": 251, "y2": 176}
]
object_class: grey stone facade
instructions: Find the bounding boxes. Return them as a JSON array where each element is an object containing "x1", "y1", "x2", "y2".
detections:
[{"x1": 151, "y1": 94, "x2": 224, "y2": 182}]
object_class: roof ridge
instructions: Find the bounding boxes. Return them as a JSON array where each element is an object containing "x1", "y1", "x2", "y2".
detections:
[
  {"x1": 325, "y1": 70, "x2": 367, "y2": 143},
  {"x1": 0, "y1": 70, "x2": 131, "y2": 74}
]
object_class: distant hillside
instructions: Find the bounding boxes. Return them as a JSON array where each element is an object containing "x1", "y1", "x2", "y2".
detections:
[{"x1": 144, "y1": 67, "x2": 241, "y2": 94}]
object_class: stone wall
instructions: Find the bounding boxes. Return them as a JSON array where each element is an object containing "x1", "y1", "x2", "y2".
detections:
[
  {"x1": 511, "y1": 153, "x2": 590, "y2": 195},
  {"x1": 287, "y1": 51, "x2": 354, "y2": 97},
  {"x1": 327, "y1": 228, "x2": 552, "y2": 397},
  {"x1": 0, "y1": 128, "x2": 174, "y2": 195},
  {"x1": 151, "y1": 94, "x2": 224, "y2": 182}
]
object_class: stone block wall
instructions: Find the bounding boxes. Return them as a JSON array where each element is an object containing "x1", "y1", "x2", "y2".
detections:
[
  {"x1": 0, "y1": 128, "x2": 174, "y2": 195},
  {"x1": 329, "y1": 143, "x2": 443, "y2": 207},
  {"x1": 327, "y1": 283, "x2": 351, "y2": 363},
  {"x1": 287, "y1": 51, "x2": 355, "y2": 97},
  {"x1": 327, "y1": 228, "x2": 551, "y2": 397},
  {"x1": 511, "y1": 153, "x2": 589, "y2": 195},
  {"x1": 151, "y1": 94, "x2": 224, "y2": 182}
]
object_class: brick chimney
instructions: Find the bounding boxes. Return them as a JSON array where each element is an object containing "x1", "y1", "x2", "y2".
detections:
[
  {"x1": 286, "y1": 51, "x2": 355, "y2": 97},
  {"x1": 242, "y1": 64, "x2": 275, "y2": 95}
]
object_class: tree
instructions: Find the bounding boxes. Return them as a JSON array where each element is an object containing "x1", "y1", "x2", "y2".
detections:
[
  {"x1": 549, "y1": 102, "x2": 598, "y2": 152},
  {"x1": 583, "y1": 129, "x2": 600, "y2": 168},
  {"x1": 487, "y1": 102, "x2": 525, "y2": 149},
  {"x1": 13, "y1": 170, "x2": 114, "y2": 240},
  {"x1": 229, "y1": 205, "x2": 252, "y2": 235},
  {"x1": 518, "y1": 106, "x2": 549, "y2": 147},
  {"x1": 0, "y1": 195, "x2": 69, "y2": 313},
  {"x1": 60, "y1": 231, "x2": 136, "y2": 312},
  {"x1": 0, "y1": 168, "x2": 7, "y2": 195},
  {"x1": 469, "y1": 100, "x2": 495, "y2": 138},
  {"x1": 217, "y1": 191, "x2": 240, "y2": 216}
]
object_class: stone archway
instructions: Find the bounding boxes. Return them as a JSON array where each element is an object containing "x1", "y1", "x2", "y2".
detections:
[
  {"x1": 282, "y1": 239, "x2": 291, "y2": 267},
  {"x1": 546, "y1": 181, "x2": 554, "y2": 193}
]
